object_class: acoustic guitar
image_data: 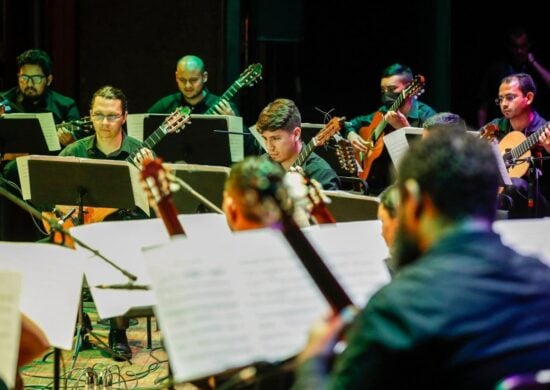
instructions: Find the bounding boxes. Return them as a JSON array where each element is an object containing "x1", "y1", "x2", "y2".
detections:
[
  {"x1": 204, "y1": 63, "x2": 263, "y2": 115},
  {"x1": 356, "y1": 74, "x2": 426, "y2": 180},
  {"x1": 498, "y1": 121, "x2": 550, "y2": 179},
  {"x1": 42, "y1": 106, "x2": 191, "y2": 244}
]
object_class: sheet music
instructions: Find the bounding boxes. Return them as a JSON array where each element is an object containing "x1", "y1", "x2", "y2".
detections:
[
  {"x1": 126, "y1": 113, "x2": 147, "y2": 141},
  {"x1": 494, "y1": 218, "x2": 550, "y2": 266},
  {"x1": 70, "y1": 214, "x2": 230, "y2": 319},
  {"x1": 248, "y1": 124, "x2": 267, "y2": 151},
  {"x1": 383, "y1": 128, "x2": 411, "y2": 168},
  {"x1": 142, "y1": 223, "x2": 390, "y2": 383},
  {"x1": 0, "y1": 270, "x2": 22, "y2": 389},
  {"x1": 226, "y1": 115, "x2": 244, "y2": 162},
  {"x1": 0, "y1": 242, "x2": 85, "y2": 350},
  {"x1": 4, "y1": 112, "x2": 61, "y2": 151}
]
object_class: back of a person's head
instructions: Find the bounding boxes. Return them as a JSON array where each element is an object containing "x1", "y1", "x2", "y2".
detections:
[
  {"x1": 16, "y1": 49, "x2": 53, "y2": 76},
  {"x1": 381, "y1": 63, "x2": 413, "y2": 82},
  {"x1": 423, "y1": 112, "x2": 467, "y2": 135},
  {"x1": 90, "y1": 85, "x2": 128, "y2": 112},
  {"x1": 225, "y1": 156, "x2": 286, "y2": 222},
  {"x1": 398, "y1": 129, "x2": 498, "y2": 221},
  {"x1": 256, "y1": 98, "x2": 301, "y2": 133}
]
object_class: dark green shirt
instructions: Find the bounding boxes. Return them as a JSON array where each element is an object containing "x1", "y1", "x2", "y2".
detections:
[
  {"x1": 147, "y1": 89, "x2": 239, "y2": 115},
  {"x1": 59, "y1": 132, "x2": 144, "y2": 160}
]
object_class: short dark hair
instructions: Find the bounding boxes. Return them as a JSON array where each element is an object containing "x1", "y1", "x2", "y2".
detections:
[
  {"x1": 501, "y1": 73, "x2": 537, "y2": 96},
  {"x1": 16, "y1": 49, "x2": 53, "y2": 76},
  {"x1": 256, "y1": 98, "x2": 301, "y2": 134},
  {"x1": 225, "y1": 156, "x2": 287, "y2": 223},
  {"x1": 423, "y1": 112, "x2": 467, "y2": 134},
  {"x1": 381, "y1": 63, "x2": 413, "y2": 83},
  {"x1": 90, "y1": 85, "x2": 128, "y2": 112},
  {"x1": 397, "y1": 129, "x2": 499, "y2": 221}
]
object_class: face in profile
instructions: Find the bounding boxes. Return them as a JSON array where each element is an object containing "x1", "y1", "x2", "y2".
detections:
[
  {"x1": 377, "y1": 203, "x2": 398, "y2": 249},
  {"x1": 261, "y1": 128, "x2": 301, "y2": 167}
]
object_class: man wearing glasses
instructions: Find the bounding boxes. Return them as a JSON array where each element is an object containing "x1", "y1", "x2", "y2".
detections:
[
  {"x1": 0, "y1": 48, "x2": 85, "y2": 145},
  {"x1": 483, "y1": 73, "x2": 550, "y2": 218}
]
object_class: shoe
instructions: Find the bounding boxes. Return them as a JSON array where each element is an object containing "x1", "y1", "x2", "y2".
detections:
[{"x1": 108, "y1": 329, "x2": 132, "y2": 361}]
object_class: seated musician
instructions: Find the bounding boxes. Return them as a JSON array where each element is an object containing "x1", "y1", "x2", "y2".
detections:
[
  {"x1": 60, "y1": 85, "x2": 155, "y2": 361},
  {"x1": 482, "y1": 73, "x2": 550, "y2": 217},
  {"x1": 342, "y1": 63, "x2": 436, "y2": 195}
]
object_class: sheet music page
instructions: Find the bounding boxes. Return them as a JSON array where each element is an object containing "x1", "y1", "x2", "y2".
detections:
[
  {"x1": 126, "y1": 113, "x2": 147, "y2": 141},
  {"x1": 227, "y1": 115, "x2": 244, "y2": 162},
  {"x1": 4, "y1": 112, "x2": 61, "y2": 151},
  {"x1": 143, "y1": 229, "x2": 329, "y2": 383},
  {"x1": 383, "y1": 128, "x2": 410, "y2": 168},
  {"x1": 15, "y1": 155, "x2": 32, "y2": 199},
  {"x1": 494, "y1": 219, "x2": 550, "y2": 266},
  {"x1": 0, "y1": 242, "x2": 85, "y2": 350},
  {"x1": 306, "y1": 220, "x2": 391, "y2": 307},
  {"x1": 0, "y1": 270, "x2": 22, "y2": 389}
]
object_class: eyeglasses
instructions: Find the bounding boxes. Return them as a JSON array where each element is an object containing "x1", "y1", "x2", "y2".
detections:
[
  {"x1": 494, "y1": 94, "x2": 519, "y2": 105},
  {"x1": 18, "y1": 74, "x2": 46, "y2": 83},
  {"x1": 91, "y1": 113, "x2": 122, "y2": 122}
]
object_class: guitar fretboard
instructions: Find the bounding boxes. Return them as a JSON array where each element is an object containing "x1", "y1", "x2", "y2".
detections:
[
  {"x1": 204, "y1": 80, "x2": 242, "y2": 115},
  {"x1": 511, "y1": 121, "x2": 550, "y2": 160}
]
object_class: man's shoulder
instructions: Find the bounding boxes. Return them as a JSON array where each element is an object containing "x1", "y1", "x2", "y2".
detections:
[
  {"x1": 48, "y1": 89, "x2": 77, "y2": 105},
  {"x1": 148, "y1": 92, "x2": 182, "y2": 113},
  {"x1": 60, "y1": 135, "x2": 94, "y2": 156}
]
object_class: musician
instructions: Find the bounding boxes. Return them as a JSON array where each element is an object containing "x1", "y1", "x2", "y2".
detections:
[
  {"x1": 256, "y1": 98, "x2": 340, "y2": 190},
  {"x1": 60, "y1": 85, "x2": 153, "y2": 361},
  {"x1": 147, "y1": 54, "x2": 238, "y2": 116},
  {"x1": 342, "y1": 63, "x2": 436, "y2": 195},
  {"x1": 483, "y1": 73, "x2": 550, "y2": 217},
  {"x1": 0, "y1": 49, "x2": 85, "y2": 144},
  {"x1": 293, "y1": 129, "x2": 550, "y2": 389}
]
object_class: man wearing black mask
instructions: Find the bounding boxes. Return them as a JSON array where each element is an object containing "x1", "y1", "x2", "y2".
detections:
[{"x1": 342, "y1": 63, "x2": 436, "y2": 195}]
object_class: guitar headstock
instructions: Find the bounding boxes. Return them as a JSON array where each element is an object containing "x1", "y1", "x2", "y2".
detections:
[
  {"x1": 238, "y1": 63, "x2": 263, "y2": 88},
  {"x1": 285, "y1": 171, "x2": 335, "y2": 225},
  {"x1": 313, "y1": 116, "x2": 346, "y2": 146},
  {"x1": 404, "y1": 74, "x2": 426, "y2": 100},
  {"x1": 140, "y1": 158, "x2": 185, "y2": 236},
  {"x1": 162, "y1": 106, "x2": 192, "y2": 135},
  {"x1": 76, "y1": 116, "x2": 94, "y2": 135},
  {"x1": 334, "y1": 134, "x2": 358, "y2": 175},
  {"x1": 479, "y1": 123, "x2": 499, "y2": 143}
]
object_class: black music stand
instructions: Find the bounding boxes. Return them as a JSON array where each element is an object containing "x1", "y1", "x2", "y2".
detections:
[
  {"x1": 165, "y1": 163, "x2": 230, "y2": 214},
  {"x1": 19, "y1": 155, "x2": 148, "y2": 365},
  {"x1": 140, "y1": 114, "x2": 244, "y2": 166},
  {"x1": 0, "y1": 114, "x2": 61, "y2": 155}
]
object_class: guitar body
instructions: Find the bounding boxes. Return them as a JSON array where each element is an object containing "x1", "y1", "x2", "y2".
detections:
[
  {"x1": 499, "y1": 131, "x2": 530, "y2": 179},
  {"x1": 357, "y1": 111, "x2": 386, "y2": 181}
]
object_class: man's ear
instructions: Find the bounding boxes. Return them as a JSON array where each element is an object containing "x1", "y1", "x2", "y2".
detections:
[
  {"x1": 46, "y1": 75, "x2": 53, "y2": 87},
  {"x1": 526, "y1": 91, "x2": 535, "y2": 105},
  {"x1": 202, "y1": 71, "x2": 208, "y2": 83},
  {"x1": 404, "y1": 179, "x2": 423, "y2": 218},
  {"x1": 294, "y1": 127, "x2": 301, "y2": 141}
]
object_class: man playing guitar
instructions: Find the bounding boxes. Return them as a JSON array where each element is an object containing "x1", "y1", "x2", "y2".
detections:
[{"x1": 342, "y1": 63, "x2": 436, "y2": 195}]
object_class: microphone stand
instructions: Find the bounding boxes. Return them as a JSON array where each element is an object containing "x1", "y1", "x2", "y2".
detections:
[{"x1": 509, "y1": 155, "x2": 550, "y2": 218}]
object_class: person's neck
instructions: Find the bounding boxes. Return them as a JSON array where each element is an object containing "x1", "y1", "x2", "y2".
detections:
[
  {"x1": 96, "y1": 132, "x2": 123, "y2": 155},
  {"x1": 509, "y1": 110, "x2": 534, "y2": 132},
  {"x1": 281, "y1": 142, "x2": 303, "y2": 171}
]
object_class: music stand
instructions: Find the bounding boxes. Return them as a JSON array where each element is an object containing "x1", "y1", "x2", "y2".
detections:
[
  {"x1": 0, "y1": 113, "x2": 61, "y2": 155},
  {"x1": 323, "y1": 190, "x2": 380, "y2": 222},
  {"x1": 127, "y1": 113, "x2": 244, "y2": 166},
  {"x1": 164, "y1": 163, "x2": 230, "y2": 214},
  {"x1": 16, "y1": 155, "x2": 149, "y2": 365}
]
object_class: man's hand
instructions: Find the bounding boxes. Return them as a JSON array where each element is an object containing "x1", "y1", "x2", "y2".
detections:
[
  {"x1": 132, "y1": 147, "x2": 155, "y2": 167},
  {"x1": 57, "y1": 127, "x2": 75, "y2": 146},
  {"x1": 384, "y1": 110, "x2": 409, "y2": 129},
  {"x1": 347, "y1": 131, "x2": 371, "y2": 153},
  {"x1": 212, "y1": 99, "x2": 236, "y2": 116},
  {"x1": 538, "y1": 125, "x2": 550, "y2": 153}
]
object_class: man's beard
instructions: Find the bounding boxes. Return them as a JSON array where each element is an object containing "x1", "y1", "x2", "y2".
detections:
[
  {"x1": 21, "y1": 87, "x2": 41, "y2": 102},
  {"x1": 393, "y1": 223, "x2": 423, "y2": 270}
]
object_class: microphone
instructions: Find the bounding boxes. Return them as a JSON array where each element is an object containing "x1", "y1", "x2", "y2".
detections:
[{"x1": 95, "y1": 283, "x2": 150, "y2": 290}]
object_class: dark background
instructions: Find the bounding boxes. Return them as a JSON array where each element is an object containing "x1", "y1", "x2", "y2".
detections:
[{"x1": 1, "y1": 0, "x2": 548, "y2": 128}]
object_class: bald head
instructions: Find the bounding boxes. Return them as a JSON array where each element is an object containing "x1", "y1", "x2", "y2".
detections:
[{"x1": 176, "y1": 55, "x2": 205, "y2": 73}]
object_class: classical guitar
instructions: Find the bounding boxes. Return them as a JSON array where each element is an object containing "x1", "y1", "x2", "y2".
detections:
[
  {"x1": 356, "y1": 74, "x2": 426, "y2": 180},
  {"x1": 334, "y1": 134, "x2": 358, "y2": 176},
  {"x1": 286, "y1": 171, "x2": 337, "y2": 225},
  {"x1": 498, "y1": 121, "x2": 550, "y2": 179},
  {"x1": 251, "y1": 162, "x2": 353, "y2": 313},
  {"x1": 204, "y1": 63, "x2": 263, "y2": 115},
  {"x1": 292, "y1": 116, "x2": 346, "y2": 168},
  {"x1": 43, "y1": 106, "x2": 191, "y2": 241},
  {"x1": 140, "y1": 158, "x2": 186, "y2": 237},
  {"x1": 57, "y1": 116, "x2": 94, "y2": 137}
]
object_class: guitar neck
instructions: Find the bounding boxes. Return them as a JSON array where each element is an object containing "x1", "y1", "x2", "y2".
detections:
[
  {"x1": 204, "y1": 80, "x2": 242, "y2": 115},
  {"x1": 126, "y1": 125, "x2": 168, "y2": 164},
  {"x1": 157, "y1": 197, "x2": 186, "y2": 236},
  {"x1": 511, "y1": 121, "x2": 550, "y2": 160},
  {"x1": 372, "y1": 93, "x2": 406, "y2": 140},
  {"x1": 281, "y1": 214, "x2": 353, "y2": 312},
  {"x1": 293, "y1": 138, "x2": 317, "y2": 168}
]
